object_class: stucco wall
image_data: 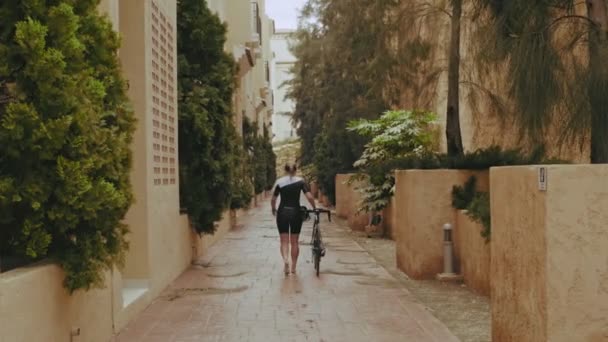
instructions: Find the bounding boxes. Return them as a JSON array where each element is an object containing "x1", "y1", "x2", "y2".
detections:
[
  {"x1": 454, "y1": 210, "x2": 491, "y2": 297},
  {"x1": 0, "y1": 265, "x2": 114, "y2": 342},
  {"x1": 192, "y1": 210, "x2": 235, "y2": 260},
  {"x1": 491, "y1": 165, "x2": 608, "y2": 342},
  {"x1": 382, "y1": 197, "x2": 397, "y2": 240},
  {"x1": 394, "y1": 170, "x2": 488, "y2": 279},
  {"x1": 335, "y1": 174, "x2": 368, "y2": 231}
]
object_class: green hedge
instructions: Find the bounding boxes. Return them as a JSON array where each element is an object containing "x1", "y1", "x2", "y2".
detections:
[
  {"x1": 0, "y1": 3, "x2": 135, "y2": 291},
  {"x1": 230, "y1": 137, "x2": 254, "y2": 210},
  {"x1": 243, "y1": 118, "x2": 276, "y2": 194},
  {"x1": 177, "y1": 0, "x2": 238, "y2": 234}
]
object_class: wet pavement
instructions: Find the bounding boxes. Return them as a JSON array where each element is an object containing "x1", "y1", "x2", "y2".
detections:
[{"x1": 113, "y1": 200, "x2": 459, "y2": 342}]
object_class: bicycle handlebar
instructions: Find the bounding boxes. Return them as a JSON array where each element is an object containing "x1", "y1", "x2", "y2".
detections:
[{"x1": 305, "y1": 208, "x2": 331, "y2": 222}]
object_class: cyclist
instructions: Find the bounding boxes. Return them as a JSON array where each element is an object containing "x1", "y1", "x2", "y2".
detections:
[{"x1": 271, "y1": 163, "x2": 316, "y2": 275}]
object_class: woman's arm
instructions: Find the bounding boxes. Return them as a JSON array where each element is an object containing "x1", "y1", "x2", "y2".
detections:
[
  {"x1": 271, "y1": 184, "x2": 280, "y2": 216},
  {"x1": 271, "y1": 195, "x2": 278, "y2": 216},
  {"x1": 304, "y1": 191, "x2": 316, "y2": 209}
]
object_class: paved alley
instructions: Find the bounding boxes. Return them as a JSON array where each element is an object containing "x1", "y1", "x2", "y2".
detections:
[{"x1": 113, "y1": 201, "x2": 459, "y2": 342}]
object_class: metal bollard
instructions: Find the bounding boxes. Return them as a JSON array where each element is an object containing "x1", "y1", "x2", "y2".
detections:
[
  {"x1": 442, "y1": 223, "x2": 454, "y2": 275},
  {"x1": 437, "y1": 222, "x2": 462, "y2": 281}
]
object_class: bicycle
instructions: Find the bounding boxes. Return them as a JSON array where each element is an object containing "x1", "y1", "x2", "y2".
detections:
[{"x1": 303, "y1": 208, "x2": 331, "y2": 276}]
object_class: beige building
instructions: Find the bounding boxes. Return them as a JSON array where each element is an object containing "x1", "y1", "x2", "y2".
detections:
[
  {"x1": 208, "y1": 0, "x2": 274, "y2": 136},
  {"x1": 0, "y1": 1, "x2": 251, "y2": 341},
  {"x1": 270, "y1": 28, "x2": 298, "y2": 142}
]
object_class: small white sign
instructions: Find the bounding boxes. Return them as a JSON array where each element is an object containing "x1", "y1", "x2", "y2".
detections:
[{"x1": 538, "y1": 167, "x2": 547, "y2": 191}]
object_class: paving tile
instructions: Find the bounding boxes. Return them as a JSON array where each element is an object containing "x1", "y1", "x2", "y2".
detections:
[{"x1": 112, "y1": 199, "x2": 459, "y2": 341}]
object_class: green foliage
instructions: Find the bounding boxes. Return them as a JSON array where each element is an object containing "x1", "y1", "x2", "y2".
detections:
[
  {"x1": 348, "y1": 110, "x2": 438, "y2": 170},
  {"x1": 472, "y1": 0, "x2": 608, "y2": 162},
  {"x1": 0, "y1": 2, "x2": 135, "y2": 291},
  {"x1": 384, "y1": 145, "x2": 568, "y2": 172},
  {"x1": 253, "y1": 137, "x2": 268, "y2": 194},
  {"x1": 313, "y1": 128, "x2": 346, "y2": 204},
  {"x1": 263, "y1": 126, "x2": 277, "y2": 191},
  {"x1": 243, "y1": 118, "x2": 276, "y2": 194},
  {"x1": 451, "y1": 176, "x2": 491, "y2": 241},
  {"x1": 288, "y1": 0, "x2": 441, "y2": 200},
  {"x1": 452, "y1": 176, "x2": 478, "y2": 210},
  {"x1": 348, "y1": 110, "x2": 439, "y2": 213},
  {"x1": 177, "y1": 0, "x2": 237, "y2": 234},
  {"x1": 468, "y1": 192, "x2": 491, "y2": 241},
  {"x1": 230, "y1": 139, "x2": 254, "y2": 210}
]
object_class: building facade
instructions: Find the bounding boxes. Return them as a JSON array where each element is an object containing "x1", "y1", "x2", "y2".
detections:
[
  {"x1": 208, "y1": 0, "x2": 274, "y2": 136},
  {"x1": 0, "y1": 1, "x2": 263, "y2": 341},
  {"x1": 270, "y1": 28, "x2": 297, "y2": 143}
]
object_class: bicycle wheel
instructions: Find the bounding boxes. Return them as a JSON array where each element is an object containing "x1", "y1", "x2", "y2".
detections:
[{"x1": 314, "y1": 251, "x2": 320, "y2": 276}]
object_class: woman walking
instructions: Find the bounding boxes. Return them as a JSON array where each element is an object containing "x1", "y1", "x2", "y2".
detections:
[{"x1": 271, "y1": 163, "x2": 316, "y2": 275}]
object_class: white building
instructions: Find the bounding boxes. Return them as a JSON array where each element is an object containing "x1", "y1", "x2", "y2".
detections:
[{"x1": 270, "y1": 27, "x2": 297, "y2": 143}]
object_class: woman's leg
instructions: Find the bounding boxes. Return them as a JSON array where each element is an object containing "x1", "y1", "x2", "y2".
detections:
[
  {"x1": 289, "y1": 234, "x2": 299, "y2": 273},
  {"x1": 280, "y1": 233, "x2": 290, "y2": 274},
  {"x1": 277, "y1": 211, "x2": 291, "y2": 274},
  {"x1": 289, "y1": 215, "x2": 304, "y2": 273}
]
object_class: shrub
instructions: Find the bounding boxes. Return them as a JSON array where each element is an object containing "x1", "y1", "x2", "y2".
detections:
[
  {"x1": 347, "y1": 110, "x2": 439, "y2": 213},
  {"x1": 451, "y1": 176, "x2": 491, "y2": 241},
  {"x1": 230, "y1": 139, "x2": 254, "y2": 210},
  {"x1": 313, "y1": 128, "x2": 344, "y2": 204},
  {"x1": 0, "y1": 3, "x2": 135, "y2": 291},
  {"x1": 177, "y1": 0, "x2": 237, "y2": 234},
  {"x1": 468, "y1": 192, "x2": 491, "y2": 241},
  {"x1": 452, "y1": 176, "x2": 478, "y2": 210},
  {"x1": 243, "y1": 119, "x2": 276, "y2": 194},
  {"x1": 264, "y1": 126, "x2": 277, "y2": 191}
]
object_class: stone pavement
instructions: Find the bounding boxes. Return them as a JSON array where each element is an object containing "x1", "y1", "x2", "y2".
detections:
[{"x1": 113, "y1": 201, "x2": 459, "y2": 342}]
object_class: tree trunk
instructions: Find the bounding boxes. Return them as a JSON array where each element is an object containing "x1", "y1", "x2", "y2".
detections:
[
  {"x1": 446, "y1": 0, "x2": 464, "y2": 156},
  {"x1": 587, "y1": 0, "x2": 608, "y2": 163}
]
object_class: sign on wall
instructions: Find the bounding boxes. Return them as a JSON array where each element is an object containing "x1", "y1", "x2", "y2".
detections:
[{"x1": 538, "y1": 167, "x2": 547, "y2": 192}]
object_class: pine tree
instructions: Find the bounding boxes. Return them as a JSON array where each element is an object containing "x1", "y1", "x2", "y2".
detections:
[
  {"x1": 177, "y1": 0, "x2": 238, "y2": 233},
  {"x1": 0, "y1": 1, "x2": 135, "y2": 291},
  {"x1": 473, "y1": 0, "x2": 608, "y2": 162}
]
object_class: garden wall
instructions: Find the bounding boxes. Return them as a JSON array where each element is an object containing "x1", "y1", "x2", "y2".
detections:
[
  {"x1": 0, "y1": 206, "x2": 250, "y2": 342},
  {"x1": 394, "y1": 170, "x2": 488, "y2": 279},
  {"x1": 454, "y1": 210, "x2": 491, "y2": 297},
  {"x1": 192, "y1": 210, "x2": 236, "y2": 260},
  {"x1": 491, "y1": 165, "x2": 608, "y2": 342},
  {"x1": 335, "y1": 174, "x2": 368, "y2": 231},
  {"x1": 382, "y1": 198, "x2": 397, "y2": 240},
  {"x1": 0, "y1": 265, "x2": 114, "y2": 342}
]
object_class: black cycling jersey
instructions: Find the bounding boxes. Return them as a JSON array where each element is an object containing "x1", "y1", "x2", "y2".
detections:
[{"x1": 273, "y1": 176, "x2": 311, "y2": 209}]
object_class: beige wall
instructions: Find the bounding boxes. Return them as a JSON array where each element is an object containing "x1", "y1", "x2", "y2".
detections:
[
  {"x1": 491, "y1": 165, "x2": 608, "y2": 342},
  {"x1": 454, "y1": 210, "x2": 490, "y2": 297},
  {"x1": 118, "y1": 0, "x2": 190, "y2": 293},
  {"x1": 394, "y1": 170, "x2": 488, "y2": 279},
  {"x1": 192, "y1": 210, "x2": 235, "y2": 260},
  {"x1": 0, "y1": 264, "x2": 113, "y2": 342},
  {"x1": 382, "y1": 197, "x2": 397, "y2": 240},
  {"x1": 334, "y1": 174, "x2": 368, "y2": 231}
]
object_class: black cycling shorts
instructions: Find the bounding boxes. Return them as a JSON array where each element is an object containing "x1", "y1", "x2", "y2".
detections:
[{"x1": 276, "y1": 207, "x2": 303, "y2": 235}]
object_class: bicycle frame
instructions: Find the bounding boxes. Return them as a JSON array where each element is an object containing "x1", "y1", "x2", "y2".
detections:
[{"x1": 306, "y1": 209, "x2": 330, "y2": 276}]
